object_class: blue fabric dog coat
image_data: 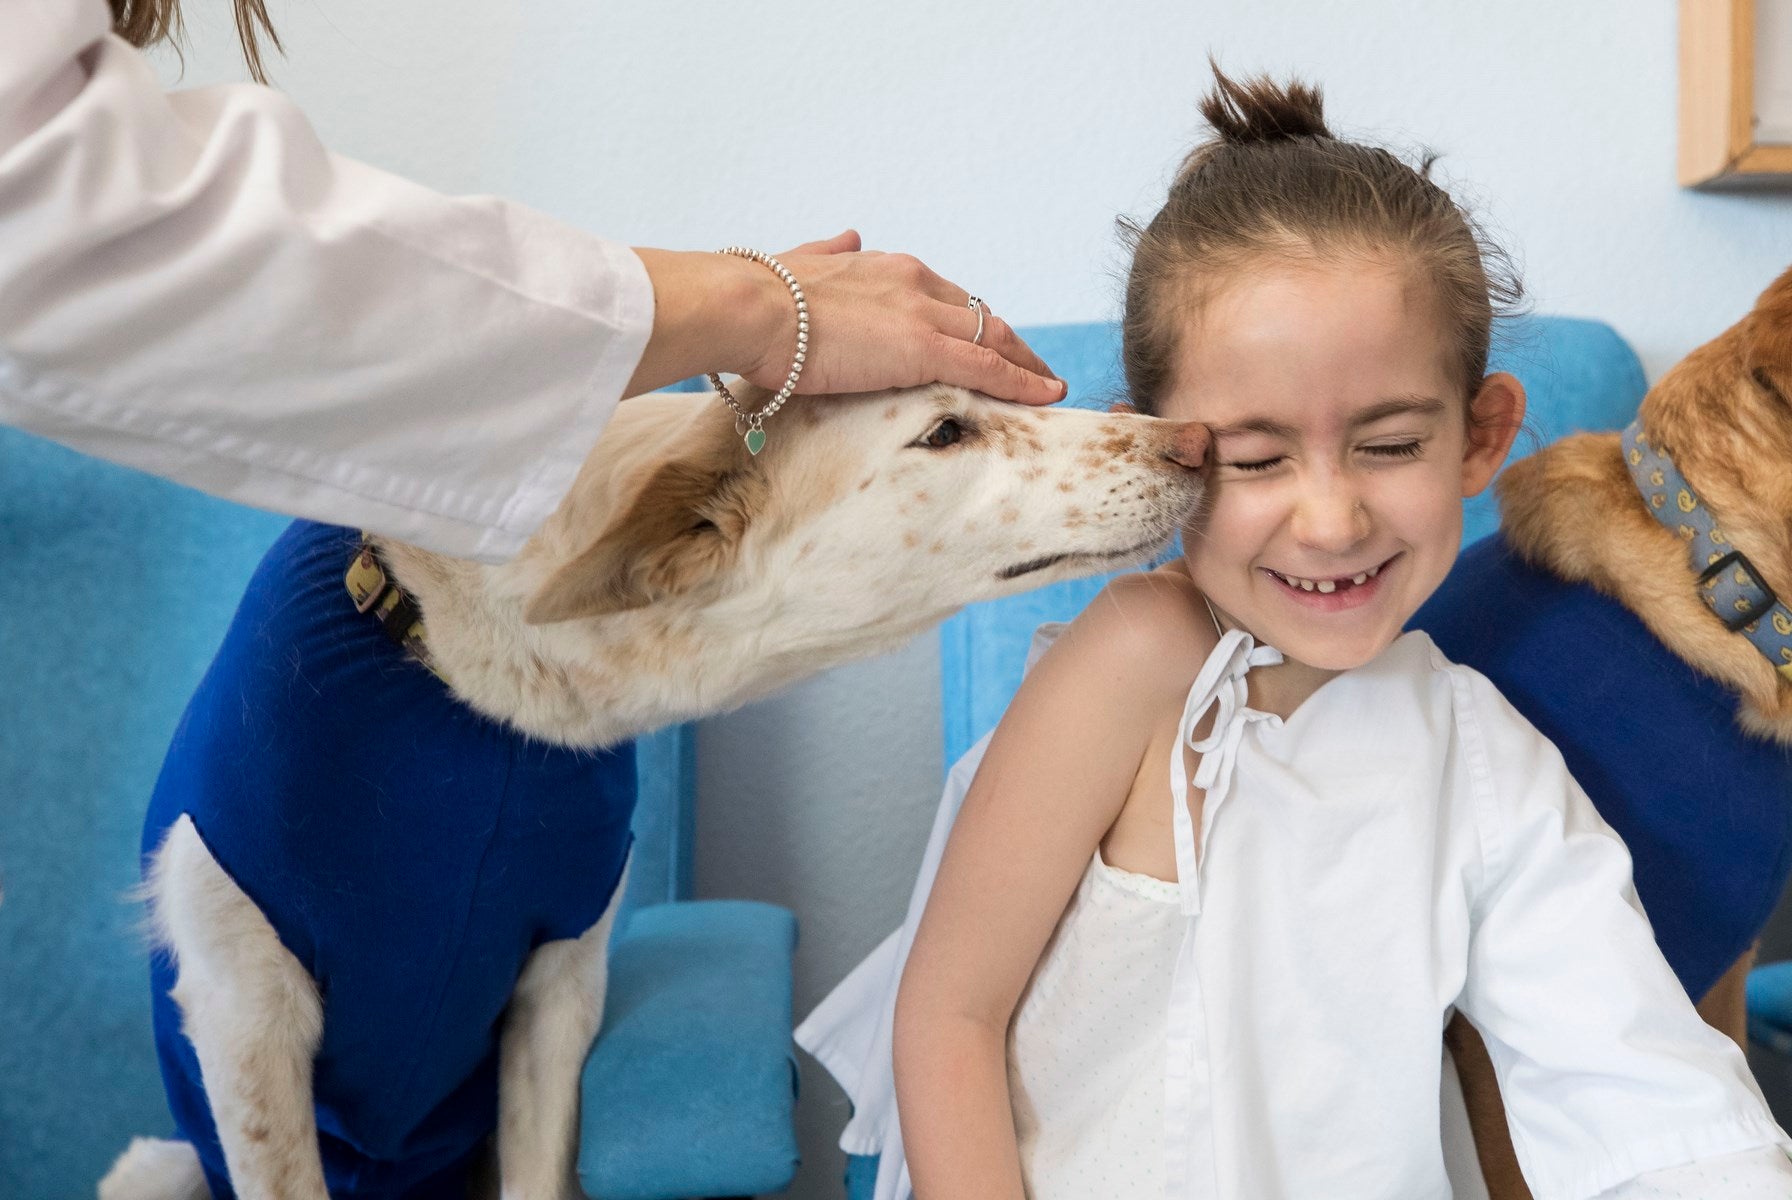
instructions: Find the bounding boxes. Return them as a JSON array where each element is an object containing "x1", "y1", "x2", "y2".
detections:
[
  {"x1": 1414, "y1": 534, "x2": 1792, "y2": 1002},
  {"x1": 142, "y1": 521, "x2": 636, "y2": 1200}
]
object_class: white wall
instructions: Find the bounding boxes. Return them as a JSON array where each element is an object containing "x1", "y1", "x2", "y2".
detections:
[{"x1": 154, "y1": 2, "x2": 1792, "y2": 1194}]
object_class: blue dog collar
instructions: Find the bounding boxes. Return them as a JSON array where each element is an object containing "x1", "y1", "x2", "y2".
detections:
[{"x1": 1622, "y1": 420, "x2": 1792, "y2": 683}]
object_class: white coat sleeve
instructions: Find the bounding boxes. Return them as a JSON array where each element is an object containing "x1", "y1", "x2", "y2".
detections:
[
  {"x1": 1450, "y1": 667, "x2": 1791, "y2": 1200},
  {"x1": 0, "y1": 0, "x2": 654, "y2": 562}
]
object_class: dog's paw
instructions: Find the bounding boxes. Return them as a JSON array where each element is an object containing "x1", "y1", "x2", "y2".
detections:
[{"x1": 97, "y1": 1137, "x2": 208, "y2": 1200}]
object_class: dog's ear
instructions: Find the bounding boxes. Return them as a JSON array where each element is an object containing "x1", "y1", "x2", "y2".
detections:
[
  {"x1": 523, "y1": 454, "x2": 756, "y2": 626},
  {"x1": 1746, "y1": 266, "x2": 1792, "y2": 419}
]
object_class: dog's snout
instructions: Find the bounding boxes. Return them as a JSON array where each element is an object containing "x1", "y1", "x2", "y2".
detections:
[{"x1": 1164, "y1": 422, "x2": 1211, "y2": 471}]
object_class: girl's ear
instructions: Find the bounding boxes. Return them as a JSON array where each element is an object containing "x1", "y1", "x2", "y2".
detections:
[{"x1": 1460, "y1": 371, "x2": 1526, "y2": 498}]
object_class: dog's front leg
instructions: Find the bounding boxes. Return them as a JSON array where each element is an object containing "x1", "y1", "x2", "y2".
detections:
[
  {"x1": 496, "y1": 863, "x2": 628, "y2": 1200},
  {"x1": 150, "y1": 816, "x2": 330, "y2": 1200}
]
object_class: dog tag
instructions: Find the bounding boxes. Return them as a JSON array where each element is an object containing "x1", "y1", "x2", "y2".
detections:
[{"x1": 745, "y1": 429, "x2": 766, "y2": 456}]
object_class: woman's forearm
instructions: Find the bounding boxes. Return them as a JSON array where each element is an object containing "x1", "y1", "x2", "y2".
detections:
[
  {"x1": 624, "y1": 248, "x2": 781, "y2": 399},
  {"x1": 893, "y1": 1006, "x2": 1029, "y2": 1200}
]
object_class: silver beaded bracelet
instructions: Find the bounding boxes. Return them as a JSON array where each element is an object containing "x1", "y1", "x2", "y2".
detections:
[{"x1": 707, "y1": 246, "x2": 809, "y2": 455}]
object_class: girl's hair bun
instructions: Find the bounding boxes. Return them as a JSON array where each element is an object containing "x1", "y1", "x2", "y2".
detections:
[
  {"x1": 1200, "y1": 65, "x2": 1330, "y2": 145},
  {"x1": 1121, "y1": 63, "x2": 1523, "y2": 418}
]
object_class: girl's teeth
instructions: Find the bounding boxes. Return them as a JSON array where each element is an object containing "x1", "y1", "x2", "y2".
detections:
[{"x1": 1272, "y1": 565, "x2": 1386, "y2": 592}]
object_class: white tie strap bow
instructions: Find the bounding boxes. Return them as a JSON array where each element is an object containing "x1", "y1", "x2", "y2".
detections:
[{"x1": 1168, "y1": 628, "x2": 1283, "y2": 917}]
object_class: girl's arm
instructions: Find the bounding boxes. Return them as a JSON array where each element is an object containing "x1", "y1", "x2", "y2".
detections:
[{"x1": 893, "y1": 571, "x2": 1206, "y2": 1198}]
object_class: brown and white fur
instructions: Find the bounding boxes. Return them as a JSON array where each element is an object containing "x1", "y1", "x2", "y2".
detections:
[
  {"x1": 1444, "y1": 267, "x2": 1792, "y2": 1199},
  {"x1": 102, "y1": 384, "x2": 1211, "y2": 1200}
]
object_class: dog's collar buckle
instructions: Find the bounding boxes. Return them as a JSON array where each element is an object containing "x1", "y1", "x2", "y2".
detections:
[
  {"x1": 1697, "y1": 549, "x2": 1780, "y2": 633},
  {"x1": 346, "y1": 545, "x2": 392, "y2": 614},
  {"x1": 345, "y1": 537, "x2": 445, "y2": 682}
]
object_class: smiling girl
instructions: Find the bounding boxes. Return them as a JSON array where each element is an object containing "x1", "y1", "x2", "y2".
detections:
[{"x1": 799, "y1": 71, "x2": 1792, "y2": 1200}]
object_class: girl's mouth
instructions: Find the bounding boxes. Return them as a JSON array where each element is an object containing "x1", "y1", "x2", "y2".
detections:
[{"x1": 1263, "y1": 555, "x2": 1398, "y2": 610}]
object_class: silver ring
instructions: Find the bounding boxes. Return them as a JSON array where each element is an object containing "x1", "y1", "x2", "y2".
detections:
[{"x1": 968, "y1": 295, "x2": 987, "y2": 346}]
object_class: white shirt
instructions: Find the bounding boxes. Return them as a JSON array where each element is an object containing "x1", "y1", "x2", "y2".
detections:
[
  {"x1": 0, "y1": 0, "x2": 653, "y2": 562},
  {"x1": 797, "y1": 623, "x2": 1792, "y2": 1200}
]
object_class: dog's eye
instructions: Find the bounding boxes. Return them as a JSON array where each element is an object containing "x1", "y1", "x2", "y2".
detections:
[
  {"x1": 918, "y1": 418, "x2": 965, "y2": 449},
  {"x1": 688, "y1": 517, "x2": 719, "y2": 537}
]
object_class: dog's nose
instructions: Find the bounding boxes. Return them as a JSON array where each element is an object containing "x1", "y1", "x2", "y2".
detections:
[{"x1": 1164, "y1": 421, "x2": 1211, "y2": 471}]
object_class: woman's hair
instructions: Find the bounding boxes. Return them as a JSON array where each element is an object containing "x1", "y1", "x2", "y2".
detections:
[
  {"x1": 109, "y1": 0, "x2": 283, "y2": 85},
  {"x1": 1120, "y1": 67, "x2": 1522, "y2": 416}
]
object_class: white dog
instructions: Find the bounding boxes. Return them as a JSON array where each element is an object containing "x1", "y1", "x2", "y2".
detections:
[{"x1": 102, "y1": 384, "x2": 1210, "y2": 1200}]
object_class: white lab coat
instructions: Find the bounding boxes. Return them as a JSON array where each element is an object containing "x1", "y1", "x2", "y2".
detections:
[{"x1": 1, "y1": 0, "x2": 653, "y2": 562}]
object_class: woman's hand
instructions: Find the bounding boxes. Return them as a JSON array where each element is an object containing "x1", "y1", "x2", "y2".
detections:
[{"x1": 626, "y1": 232, "x2": 1066, "y2": 405}]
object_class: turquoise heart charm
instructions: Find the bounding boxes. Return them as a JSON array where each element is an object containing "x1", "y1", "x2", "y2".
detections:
[{"x1": 745, "y1": 428, "x2": 767, "y2": 456}]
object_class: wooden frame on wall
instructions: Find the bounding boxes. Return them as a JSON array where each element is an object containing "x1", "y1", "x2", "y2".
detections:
[{"x1": 1681, "y1": 0, "x2": 1792, "y2": 187}]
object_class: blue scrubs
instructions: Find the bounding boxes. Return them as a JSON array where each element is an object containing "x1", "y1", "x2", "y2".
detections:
[
  {"x1": 1413, "y1": 535, "x2": 1792, "y2": 1001},
  {"x1": 142, "y1": 521, "x2": 636, "y2": 1200}
]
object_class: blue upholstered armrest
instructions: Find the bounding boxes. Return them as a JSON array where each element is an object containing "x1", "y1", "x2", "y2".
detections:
[
  {"x1": 1749, "y1": 962, "x2": 1792, "y2": 1046},
  {"x1": 580, "y1": 899, "x2": 801, "y2": 1200},
  {"x1": 1747, "y1": 962, "x2": 1792, "y2": 1141}
]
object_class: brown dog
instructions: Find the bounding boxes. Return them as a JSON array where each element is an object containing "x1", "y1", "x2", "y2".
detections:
[{"x1": 1443, "y1": 267, "x2": 1792, "y2": 1196}]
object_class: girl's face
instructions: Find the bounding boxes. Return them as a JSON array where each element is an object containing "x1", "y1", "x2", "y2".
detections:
[{"x1": 1162, "y1": 255, "x2": 1523, "y2": 673}]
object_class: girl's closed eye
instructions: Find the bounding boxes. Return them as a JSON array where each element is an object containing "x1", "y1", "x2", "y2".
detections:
[
  {"x1": 1223, "y1": 439, "x2": 1427, "y2": 472},
  {"x1": 1226, "y1": 455, "x2": 1286, "y2": 472},
  {"x1": 1363, "y1": 439, "x2": 1426, "y2": 460}
]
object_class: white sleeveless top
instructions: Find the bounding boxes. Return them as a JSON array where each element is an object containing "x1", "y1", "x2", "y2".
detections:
[
  {"x1": 798, "y1": 623, "x2": 1791, "y2": 1200},
  {"x1": 1005, "y1": 851, "x2": 1183, "y2": 1197}
]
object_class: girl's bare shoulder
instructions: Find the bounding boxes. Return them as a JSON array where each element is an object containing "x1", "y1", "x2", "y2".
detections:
[{"x1": 1046, "y1": 563, "x2": 1219, "y2": 705}]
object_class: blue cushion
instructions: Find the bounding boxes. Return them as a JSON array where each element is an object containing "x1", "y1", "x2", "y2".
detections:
[
  {"x1": 580, "y1": 900, "x2": 801, "y2": 1200},
  {"x1": 627, "y1": 723, "x2": 699, "y2": 910},
  {"x1": 846, "y1": 1151, "x2": 880, "y2": 1199},
  {"x1": 1463, "y1": 315, "x2": 1647, "y2": 547},
  {"x1": 1015, "y1": 321, "x2": 1131, "y2": 410},
  {"x1": 939, "y1": 315, "x2": 1648, "y2": 766}
]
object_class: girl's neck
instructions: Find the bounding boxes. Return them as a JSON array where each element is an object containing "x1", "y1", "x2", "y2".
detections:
[
  {"x1": 1246, "y1": 656, "x2": 1344, "y2": 720},
  {"x1": 1201, "y1": 595, "x2": 1344, "y2": 720}
]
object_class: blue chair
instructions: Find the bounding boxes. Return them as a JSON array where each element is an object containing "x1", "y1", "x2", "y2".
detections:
[
  {"x1": 845, "y1": 313, "x2": 1654, "y2": 1195},
  {"x1": 0, "y1": 428, "x2": 799, "y2": 1199}
]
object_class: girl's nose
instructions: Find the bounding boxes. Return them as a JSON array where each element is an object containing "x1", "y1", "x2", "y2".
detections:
[{"x1": 1290, "y1": 474, "x2": 1370, "y2": 552}]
